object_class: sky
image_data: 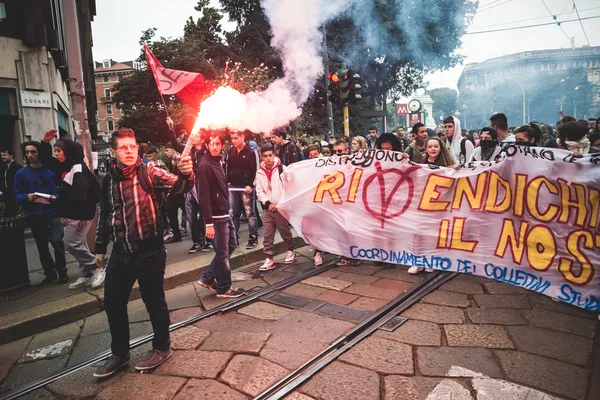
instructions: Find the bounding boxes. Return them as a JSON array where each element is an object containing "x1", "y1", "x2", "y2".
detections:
[{"x1": 91, "y1": 0, "x2": 600, "y2": 91}]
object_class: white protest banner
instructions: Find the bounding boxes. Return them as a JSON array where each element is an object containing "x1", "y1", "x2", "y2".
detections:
[{"x1": 277, "y1": 147, "x2": 600, "y2": 311}]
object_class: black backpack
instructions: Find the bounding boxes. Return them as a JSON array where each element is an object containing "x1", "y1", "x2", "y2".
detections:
[{"x1": 458, "y1": 137, "x2": 467, "y2": 166}]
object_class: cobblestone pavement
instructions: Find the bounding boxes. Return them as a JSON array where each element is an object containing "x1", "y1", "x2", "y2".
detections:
[{"x1": 0, "y1": 248, "x2": 598, "y2": 400}]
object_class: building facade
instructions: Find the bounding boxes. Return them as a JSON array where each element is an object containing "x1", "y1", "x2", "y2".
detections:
[
  {"x1": 93, "y1": 60, "x2": 140, "y2": 141},
  {"x1": 0, "y1": 0, "x2": 97, "y2": 160},
  {"x1": 457, "y1": 46, "x2": 600, "y2": 121}
]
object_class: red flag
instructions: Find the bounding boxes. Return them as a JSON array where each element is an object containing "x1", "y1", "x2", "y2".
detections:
[{"x1": 143, "y1": 44, "x2": 214, "y2": 108}]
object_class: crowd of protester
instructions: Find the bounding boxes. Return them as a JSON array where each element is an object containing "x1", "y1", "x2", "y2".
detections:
[{"x1": 0, "y1": 110, "x2": 598, "y2": 377}]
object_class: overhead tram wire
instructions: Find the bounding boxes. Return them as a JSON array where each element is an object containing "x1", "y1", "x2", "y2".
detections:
[
  {"x1": 540, "y1": 0, "x2": 575, "y2": 47},
  {"x1": 469, "y1": 5, "x2": 600, "y2": 30},
  {"x1": 477, "y1": 0, "x2": 515, "y2": 13},
  {"x1": 573, "y1": 0, "x2": 591, "y2": 46},
  {"x1": 465, "y1": 15, "x2": 600, "y2": 35}
]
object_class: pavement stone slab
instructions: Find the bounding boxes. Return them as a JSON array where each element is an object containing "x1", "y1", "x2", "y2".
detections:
[
  {"x1": 339, "y1": 336, "x2": 413, "y2": 374},
  {"x1": 372, "y1": 267, "x2": 423, "y2": 283},
  {"x1": 200, "y1": 332, "x2": 270, "y2": 354},
  {"x1": 495, "y1": 350, "x2": 589, "y2": 400},
  {"x1": 375, "y1": 319, "x2": 441, "y2": 346},
  {"x1": 440, "y1": 279, "x2": 485, "y2": 295},
  {"x1": 200, "y1": 294, "x2": 233, "y2": 310},
  {"x1": 66, "y1": 331, "x2": 111, "y2": 367},
  {"x1": 383, "y1": 376, "x2": 444, "y2": 400},
  {"x1": 171, "y1": 326, "x2": 211, "y2": 350},
  {"x1": 284, "y1": 392, "x2": 316, "y2": 400},
  {"x1": 521, "y1": 309, "x2": 597, "y2": 338},
  {"x1": 262, "y1": 270, "x2": 295, "y2": 285},
  {"x1": 80, "y1": 312, "x2": 110, "y2": 337},
  {"x1": 505, "y1": 326, "x2": 593, "y2": 366},
  {"x1": 0, "y1": 337, "x2": 31, "y2": 380},
  {"x1": 484, "y1": 282, "x2": 532, "y2": 295},
  {"x1": 299, "y1": 361, "x2": 380, "y2": 400},
  {"x1": 445, "y1": 325, "x2": 514, "y2": 349},
  {"x1": 333, "y1": 264, "x2": 384, "y2": 276},
  {"x1": 95, "y1": 373, "x2": 187, "y2": 400},
  {"x1": 467, "y1": 309, "x2": 527, "y2": 325},
  {"x1": 416, "y1": 347, "x2": 503, "y2": 378},
  {"x1": 348, "y1": 297, "x2": 388, "y2": 311},
  {"x1": 282, "y1": 283, "x2": 328, "y2": 299},
  {"x1": 46, "y1": 364, "x2": 115, "y2": 399},
  {"x1": 20, "y1": 323, "x2": 81, "y2": 362},
  {"x1": 334, "y1": 272, "x2": 381, "y2": 285},
  {"x1": 170, "y1": 306, "x2": 203, "y2": 323},
  {"x1": 422, "y1": 290, "x2": 470, "y2": 308},
  {"x1": 194, "y1": 313, "x2": 274, "y2": 334},
  {"x1": 126, "y1": 298, "x2": 152, "y2": 323},
  {"x1": 154, "y1": 350, "x2": 231, "y2": 379},
  {"x1": 402, "y1": 303, "x2": 466, "y2": 324},
  {"x1": 472, "y1": 376, "x2": 564, "y2": 400},
  {"x1": 344, "y1": 283, "x2": 402, "y2": 300},
  {"x1": 238, "y1": 302, "x2": 292, "y2": 320},
  {"x1": 174, "y1": 379, "x2": 248, "y2": 400},
  {"x1": 18, "y1": 388, "x2": 58, "y2": 400},
  {"x1": 527, "y1": 295, "x2": 597, "y2": 319},
  {"x1": 316, "y1": 290, "x2": 359, "y2": 305},
  {"x1": 220, "y1": 354, "x2": 289, "y2": 397},
  {"x1": 473, "y1": 294, "x2": 531, "y2": 309},
  {"x1": 260, "y1": 332, "x2": 328, "y2": 370},
  {"x1": 0, "y1": 355, "x2": 69, "y2": 393},
  {"x1": 372, "y1": 278, "x2": 414, "y2": 292},
  {"x1": 165, "y1": 283, "x2": 202, "y2": 310},
  {"x1": 426, "y1": 379, "x2": 475, "y2": 400},
  {"x1": 318, "y1": 270, "x2": 343, "y2": 279},
  {"x1": 300, "y1": 276, "x2": 353, "y2": 291}
]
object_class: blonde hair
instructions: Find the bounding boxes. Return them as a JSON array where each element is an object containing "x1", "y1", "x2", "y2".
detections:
[{"x1": 351, "y1": 136, "x2": 368, "y2": 153}]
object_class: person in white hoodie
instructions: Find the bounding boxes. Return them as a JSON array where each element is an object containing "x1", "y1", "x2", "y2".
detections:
[
  {"x1": 255, "y1": 145, "x2": 296, "y2": 271},
  {"x1": 443, "y1": 116, "x2": 474, "y2": 166}
]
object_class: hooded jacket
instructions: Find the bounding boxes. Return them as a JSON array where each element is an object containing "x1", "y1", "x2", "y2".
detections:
[
  {"x1": 41, "y1": 139, "x2": 101, "y2": 220},
  {"x1": 447, "y1": 116, "x2": 474, "y2": 166},
  {"x1": 255, "y1": 156, "x2": 285, "y2": 209}
]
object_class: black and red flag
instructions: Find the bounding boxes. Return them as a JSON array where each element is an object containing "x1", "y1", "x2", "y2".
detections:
[{"x1": 143, "y1": 44, "x2": 214, "y2": 109}]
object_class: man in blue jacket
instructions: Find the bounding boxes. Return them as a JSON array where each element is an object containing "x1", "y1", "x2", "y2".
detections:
[{"x1": 13, "y1": 141, "x2": 67, "y2": 284}]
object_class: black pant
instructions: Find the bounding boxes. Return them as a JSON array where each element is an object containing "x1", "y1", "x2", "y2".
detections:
[
  {"x1": 166, "y1": 193, "x2": 186, "y2": 237},
  {"x1": 2, "y1": 195, "x2": 19, "y2": 217},
  {"x1": 29, "y1": 215, "x2": 67, "y2": 278},
  {"x1": 104, "y1": 246, "x2": 170, "y2": 357}
]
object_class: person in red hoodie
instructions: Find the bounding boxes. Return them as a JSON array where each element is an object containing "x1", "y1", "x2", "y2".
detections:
[{"x1": 254, "y1": 145, "x2": 296, "y2": 271}]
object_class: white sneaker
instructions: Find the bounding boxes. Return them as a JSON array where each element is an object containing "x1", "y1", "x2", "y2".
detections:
[
  {"x1": 425, "y1": 269, "x2": 435, "y2": 273},
  {"x1": 314, "y1": 253, "x2": 323, "y2": 266},
  {"x1": 284, "y1": 251, "x2": 296, "y2": 264},
  {"x1": 91, "y1": 268, "x2": 106, "y2": 289},
  {"x1": 408, "y1": 266, "x2": 424, "y2": 275},
  {"x1": 163, "y1": 232, "x2": 174, "y2": 242},
  {"x1": 259, "y1": 258, "x2": 276, "y2": 271},
  {"x1": 69, "y1": 277, "x2": 91, "y2": 290}
]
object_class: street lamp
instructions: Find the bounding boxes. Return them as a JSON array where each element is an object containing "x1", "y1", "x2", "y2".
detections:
[{"x1": 489, "y1": 78, "x2": 526, "y2": 125}]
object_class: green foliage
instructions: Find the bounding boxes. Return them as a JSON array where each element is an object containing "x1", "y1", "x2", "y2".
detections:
[
  {"x1": 428, "y1": 88, "x2": 458, "y2": 121},
  {"x1": 115, "y1": 0, "x2": 476, "y2": 143}
]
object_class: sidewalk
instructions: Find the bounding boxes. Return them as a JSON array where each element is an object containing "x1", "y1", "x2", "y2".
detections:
[{"x1": 0, "y1": 224, "x2": 305, "y2": 345}]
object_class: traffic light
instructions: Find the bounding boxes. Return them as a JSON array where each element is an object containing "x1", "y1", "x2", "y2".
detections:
[
  {"x1": 348, "y1": 70, "x2": 362, "y2": 103},
  {"x1": 339, "y1": 68, "x2": 350, "y2": 104},
  {"x1": 328, "y1": 72, "x2": 340, "y2": 104}
]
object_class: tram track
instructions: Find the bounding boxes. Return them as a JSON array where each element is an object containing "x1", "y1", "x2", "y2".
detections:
[
  {"x1": 254, "y1": 271, "x2": 457, "y2": 400},
  {"x1": 0, "y1": 260, "x2": 337, "y2": 400}
]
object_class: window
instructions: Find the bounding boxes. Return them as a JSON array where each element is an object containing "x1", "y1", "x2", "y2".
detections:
[
  {"x1": 103, "y1": 76, "x2": 108, "y2": 82},
  {"x1": 103, "y1": 59, "x2": 110, "y2": 68},
  {"x1": 106, "y1": 104, "x2": 112, "y2": 115},
  {"x1": 0, "y1": 2, "x2": 6, "y2": 22},
  {"x1": 104, "y1": 88, "x2": 111, "y2": 98},
  {"x1": 107, "y1": 120, "x2": 114, "y2": 131}
]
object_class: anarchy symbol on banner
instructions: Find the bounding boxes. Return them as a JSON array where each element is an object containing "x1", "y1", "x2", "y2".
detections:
[{"x1": 362, "y1": 161, "x2": 419, "y2": 229}]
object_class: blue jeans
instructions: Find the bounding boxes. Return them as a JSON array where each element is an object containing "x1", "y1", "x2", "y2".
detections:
[
  {"x1": 229, "y1": 187, "x2": 258, "y2": 238},
  {"x1": 29, "y1": 215, "x2": 67, "y2": 278},
  {"x1": 200, "y1": 217, "x2": 237, "y2": 294},
  {"x1": 185, "y1": 194, "x2": 205, "y2": 245}
]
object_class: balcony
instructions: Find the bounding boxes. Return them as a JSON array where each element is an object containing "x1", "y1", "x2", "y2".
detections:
[{"x1": 100, "y1": 96, "x2": 113, "y2": 103}]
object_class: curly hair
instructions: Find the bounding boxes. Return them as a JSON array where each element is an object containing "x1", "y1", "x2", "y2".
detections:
[{"x1": 424, "y1": 137, "x2": 455, "y2": 167}]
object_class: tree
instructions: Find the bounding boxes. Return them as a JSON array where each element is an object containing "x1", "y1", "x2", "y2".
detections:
[{"x1": 428, "y1": 88, "x2": 458, "y2": 122}]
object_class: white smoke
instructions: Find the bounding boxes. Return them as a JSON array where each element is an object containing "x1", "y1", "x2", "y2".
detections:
[{"x1": 194, "y1": 0, "x2": 349, "y2": 135}]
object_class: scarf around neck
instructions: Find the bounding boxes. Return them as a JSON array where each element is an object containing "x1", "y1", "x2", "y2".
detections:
[
  {"x1": 110, "y1": 157, "x2": 143, "y2": 181},
  {"x1": 565, "y1": 138, "x2": 590, "y2": 154}
]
